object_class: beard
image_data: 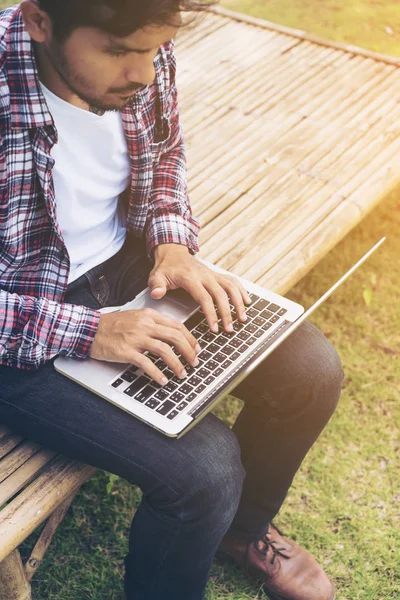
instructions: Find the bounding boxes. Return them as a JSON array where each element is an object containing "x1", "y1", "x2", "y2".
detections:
[{"x1": 41, "y1": 39, "x2": 145, "y2": 112}]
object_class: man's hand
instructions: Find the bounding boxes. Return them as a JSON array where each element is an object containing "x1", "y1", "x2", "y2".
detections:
[
  {"x1": 149, "y1": 244, "x2": 251, "y2": 333},
  {"x1": 89, "y1": 308, "x2": 201, "y2": 386}
]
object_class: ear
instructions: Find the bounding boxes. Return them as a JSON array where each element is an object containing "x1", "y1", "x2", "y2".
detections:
[{"x1": 20, "y1": 0, "x2": 53, "y2": 44}]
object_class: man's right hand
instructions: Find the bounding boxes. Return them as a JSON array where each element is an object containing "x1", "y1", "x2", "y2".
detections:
[{"x1": 89, "y1": 309, "x2": 201, "y2": 386}]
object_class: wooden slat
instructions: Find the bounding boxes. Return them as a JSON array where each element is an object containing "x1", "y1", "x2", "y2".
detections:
[
  {"x1": 0, "y1": 456, "x2": 96, "y2": 562},
  {"x1": 209, "y1": 6, "x2": 400, "y2": 67},
  {"x1": 175, "y1": 10, "x2": 400, "y2": 290},
  {"x1": 0, "y1": 434, "x2": 24, "y2": 461},
  {"x1": 0, "y1": 449, "x2": 57, "y2": 507},
  {"x1": 0, "y1": 442, "x2": 41, "y2": 484}
]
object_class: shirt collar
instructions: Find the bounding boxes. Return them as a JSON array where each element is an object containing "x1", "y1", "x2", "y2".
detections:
[{"x1": 5, "y1": 7, "x2": 54, "y2": 130}]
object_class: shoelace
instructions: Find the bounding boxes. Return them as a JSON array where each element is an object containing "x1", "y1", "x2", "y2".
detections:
[{"x1": 245, "y1": 522, "x2": 292, "y2": 568}]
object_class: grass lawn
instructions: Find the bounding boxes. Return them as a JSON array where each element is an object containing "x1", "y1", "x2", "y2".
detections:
[{"x1": 1, "y1": 1, "x2": 399, "y2": 599}]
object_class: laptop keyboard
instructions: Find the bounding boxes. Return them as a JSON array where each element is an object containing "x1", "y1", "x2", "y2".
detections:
[{"x1": 109, "y1": 293, "x2": 287, "y2": 420}]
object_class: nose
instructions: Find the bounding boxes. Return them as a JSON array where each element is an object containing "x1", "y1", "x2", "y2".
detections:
[{"x1": 126, "y1": 58, "x2": 156, "y2": 87}]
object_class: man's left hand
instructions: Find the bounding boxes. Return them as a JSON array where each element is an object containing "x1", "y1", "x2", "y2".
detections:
[{"x1": 149, "y1": 244, "x2": 251, "y2": 333}]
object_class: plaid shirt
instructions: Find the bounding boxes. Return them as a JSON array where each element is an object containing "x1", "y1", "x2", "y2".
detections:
[{"x1": 0, "y1": 5, "x2": 200, "y2": 370}]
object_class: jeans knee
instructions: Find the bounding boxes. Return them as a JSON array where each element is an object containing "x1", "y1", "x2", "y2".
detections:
[{"x1": 181, "y1": 418, "x2": 245, "y2": 528}]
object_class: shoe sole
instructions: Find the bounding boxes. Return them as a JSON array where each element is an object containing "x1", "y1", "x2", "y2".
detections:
[{"x1": 266, "y1": 586, "x2": 336, "y2": 600}]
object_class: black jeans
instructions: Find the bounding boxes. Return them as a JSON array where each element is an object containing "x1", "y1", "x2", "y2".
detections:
[{"x1": 0, "y1": 235, "x2": 344, "y2": 600}]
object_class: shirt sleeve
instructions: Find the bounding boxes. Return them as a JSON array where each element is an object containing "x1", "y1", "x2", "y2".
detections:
[
  {"x1": 145, "y1": 41, "x2": 201, "y2": 259},
  {"x1": 0, "y1": 289, "x2": 101, "y2": 370}
]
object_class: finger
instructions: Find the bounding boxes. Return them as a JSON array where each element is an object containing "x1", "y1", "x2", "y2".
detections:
[
  {"x1": 156, "y1": 325, "x2": 200, "y2": 368},
  {"x1": 177, "y1": 282, "x2": 219, "y2": 333},
  {"x1": 203, "y1": 279, "x2": 233, "y2": 333},
  {"x1": 131, "y1": 352, "x2": 169, "y2": 387},
  {"x1": 219, "y1": 277, "x2": 248, "y2": 323},
  {"x1": 150, "y1": 340, "x2": 188, "y2": 380},
  {"x1": 151, "y1": 311, "x2": 201, "y2": 353}
]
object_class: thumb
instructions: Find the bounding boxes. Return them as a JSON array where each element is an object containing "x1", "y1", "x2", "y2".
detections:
[{"x1": 149, "y1": 272, "x2": 168, "y2": 299}]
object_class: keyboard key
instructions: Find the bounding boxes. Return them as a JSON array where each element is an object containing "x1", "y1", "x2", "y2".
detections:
[
  {"x1": 204, "y1": 375, "x2": 215, "y2": 385},
  {"x1": 145, "y1": 399, "x2": 161, "y2": 410},
  {"x1": 121, "y1": 371, "x2": 138, "y2": 383},
  {"x1": 253, "y1": 299, "x2": 270, "y2": 311},
  {"x1": 192, "y1": 328, "x2": 203, "y2": 339},
  {"x1": 245, "y1": 336, "x2": 258, "y2": 346},
  {"x1": 214, "y1": 336, "x2": 227, "y2": 347},
  {"x1": 253, "y1": 316, "x2": 266, "y2": 327},
  {"x1": 247, "y1": 308, "x2": 258, "y2": 318},
  {"x1": 187, "y1": 375, "x2": 202, "y2": 387},
  {"x1": 135, "y1": 386, "x2": 156, "y2": 403},
  {"x1": 207, "y1": 343, "x2": 220, "y2": 354},
  {"x1": 231, "y1": 351, "x2": 241, "y2": 361},
  {"x1": 254, "y1": 329, "x2": 264, "y2": 339},
  {"x1": 155, "y1": 389, "x2": 169, "y2": 401},
  {"x1": 260, "y1": 310, "x2": 273, "y2": 320},
  {"x1": 268, "y1": 303, "x2": 281, "y2": 313},
  {"x1": 177, "y1": 401, "x2": 188, "y2": 411},
  {"x1": 157, "y1": 400, "x2": 176, "y2": 416},
  {"x1": 180, "y1": 383, "x2": 194, "y2": 395},
  {"x1": 199, "y1": 350, "x2": 212, "y2": 361},
  {"x1": 111, "y1": 378, "x2": 124, "y2": 388},
  {"x1": 197, "y1": 367, "x2": 211, "y2": 378},
  {"x1": 214, "y1": 352, "x2": 226, "y2": 363},
  {"x1": 164, "y1": 381, "x2": 178, "y2": 393},
  {"x1": 215, "y1": 367, "x2": 224, "y2": 377},
  {"x1": 171, "y1": 391, "x2": 185, "y2": 403},
  {"x1": 238, "y1": 331, "x2": 250, "y2": 341},
  {"x1": 237, "y1": 343, "x2": 248, "y2": 353},
  {"x1": 244, "y1": 323, "x2": 258, "y2": 334},
  {"x1": 205, "y1": 359, "x2": 219, "y2": 371},
  {"x1": 221, "y1": 345, "x2": 235, "y2": 356},
  {"x1": 278, "y1": 308, "x2": 288, "y2": 316},
  {"x1": 233, "y1": 321, "x2": 246, "y2": 332},
  {"x1": 167, "y1": 409, "x2": 179, "y2": 420},
  {"x1": 248, "y1": 293, "x2": 260, "y2": 305},
  {"x1": 124, "y1": 376, "x2": 150, "y2": 397},
  {"x1": 197, "y1": 323, "x2": 209, "y2": 334},
  {"x1": 187, "y1": 392, "x2": 198, "y2": 402},
  {"x1": 196, "y1": 383, "x2": 206, "y2": 393},
  {"x1": 202, "y1": 332, "x2": 216, "y2": 343},
  {"x1": 184, "y1": 311, "x2": 204, "y2": 331},
  {"x1": 270, "y1": 315, "x2": 280, "y2": 323},
  {"x1": 222, "y1": 359, "x2": 232, "y2": 369},
  {"x1": 229, "y1": 338, "x2": 242, "y2": 349}
]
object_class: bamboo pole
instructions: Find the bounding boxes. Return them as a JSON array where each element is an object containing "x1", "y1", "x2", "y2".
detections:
[
  {"x1": 0, "y1": 550, "x2": 31, "y2": 600},
  {"x1": 24, "y1": 491, "x2": 79, "y2": 582}
]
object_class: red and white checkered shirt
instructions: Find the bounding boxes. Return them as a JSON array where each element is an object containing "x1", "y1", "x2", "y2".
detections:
[{"x1": 0, "y1": 5, "x2": 200, "y2": 370}]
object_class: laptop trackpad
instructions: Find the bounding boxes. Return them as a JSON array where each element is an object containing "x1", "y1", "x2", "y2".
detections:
[{"x1": 121, "y1": 288, "x2": 199, "y2": 322}]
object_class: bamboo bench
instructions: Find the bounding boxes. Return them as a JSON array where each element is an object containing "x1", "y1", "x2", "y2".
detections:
[{"x1": 1, "y1": 6, "x2": 400, "y2": 599}]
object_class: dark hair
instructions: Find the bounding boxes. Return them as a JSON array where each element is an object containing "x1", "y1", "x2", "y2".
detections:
[{"x1": 38, "y1": 0, "x2": 218, "y2": 41}]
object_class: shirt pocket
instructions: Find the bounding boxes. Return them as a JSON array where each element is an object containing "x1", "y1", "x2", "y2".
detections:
[{"x1": 150, "y1": 109, "x2": 171, "y2": 166}]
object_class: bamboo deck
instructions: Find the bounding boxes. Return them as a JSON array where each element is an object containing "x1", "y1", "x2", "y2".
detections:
[{"x1": 175, "y1": 6, "x2": 400, "y2": 293}]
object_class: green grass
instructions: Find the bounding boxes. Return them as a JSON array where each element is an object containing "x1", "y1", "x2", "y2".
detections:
[
  {"x1": 221, "y1": 0, "x2": 400, "y2": 56},
  {"x1": 2, "y1": 1, "x2": 399, "y2": 599}
]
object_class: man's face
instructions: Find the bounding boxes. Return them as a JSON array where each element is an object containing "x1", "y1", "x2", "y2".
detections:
[{"x1": 40, "y1": 18, "x2": 181, "y2": 111}]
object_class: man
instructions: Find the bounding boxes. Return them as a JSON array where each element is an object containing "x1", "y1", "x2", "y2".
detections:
[{"x1": 0, "y1": 1, "x2": 344, "y2": 599}]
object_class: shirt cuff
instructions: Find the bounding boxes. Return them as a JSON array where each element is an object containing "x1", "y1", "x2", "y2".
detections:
[{"x1": 146, "y1": 212, "x2": 200, "y2": 260}]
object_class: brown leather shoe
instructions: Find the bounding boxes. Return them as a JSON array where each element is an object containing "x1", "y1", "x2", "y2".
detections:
[{"x1": 218, "y1": 523, "x2": 336, "y2": 600}]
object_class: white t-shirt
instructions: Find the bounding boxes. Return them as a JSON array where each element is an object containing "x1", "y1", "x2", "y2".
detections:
[{"x1": 40, "y1": 83, "x2": 131, "y2": 284}]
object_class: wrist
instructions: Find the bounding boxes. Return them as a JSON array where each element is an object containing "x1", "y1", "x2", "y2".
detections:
[{"x1": 154, "y1": 243, "x2": 190, "y2": 261}]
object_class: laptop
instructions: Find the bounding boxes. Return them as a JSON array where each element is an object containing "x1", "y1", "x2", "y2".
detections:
[{"x1": 54, "y1": 238, "x2": 385, "y2": 438}]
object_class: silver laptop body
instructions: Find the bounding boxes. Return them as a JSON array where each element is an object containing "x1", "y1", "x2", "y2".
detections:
[{"x1": 54, "y1": 239, "x2": 385, "y2": 438}]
